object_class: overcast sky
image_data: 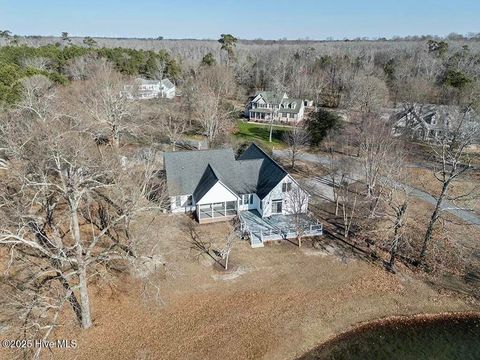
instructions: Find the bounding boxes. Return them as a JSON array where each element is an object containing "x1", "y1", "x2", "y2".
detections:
[{"x1": 1, "y1": 0, "x2": 479, "y2": 39}]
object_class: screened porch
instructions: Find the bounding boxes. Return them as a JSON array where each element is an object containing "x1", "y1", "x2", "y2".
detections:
[{"x1": 197, "y1": 201, "x2": 238, "y2": 223}]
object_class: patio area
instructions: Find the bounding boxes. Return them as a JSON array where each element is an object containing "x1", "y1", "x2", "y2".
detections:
[{"x1": 239, "y1": 210, "x2": 323, "y2": 248}]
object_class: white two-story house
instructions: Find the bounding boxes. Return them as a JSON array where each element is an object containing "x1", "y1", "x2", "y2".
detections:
[
  {"x1": 244, "y1": 91, "x2": 307, "y2": 123},
  {"x1": 124, "y1": 78, "x2": 176, "y2": 100}
]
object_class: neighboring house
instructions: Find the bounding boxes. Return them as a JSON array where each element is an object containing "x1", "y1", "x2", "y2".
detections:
[
  {"x1": 124, "y1": 78, "x2": 176, "y2": 100},
  {"x1": 163, "y1": 144, "x2": 322, "y2": 246},
  {"x1": 244, "y1": 91, "x2": 308, "y2": 123},
  {"x1": 391, "y1": 103, "x2": 478, "y2": 141}
]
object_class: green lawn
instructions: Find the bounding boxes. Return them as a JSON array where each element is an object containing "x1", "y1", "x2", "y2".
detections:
[{"x1": 234, "y1": 121, "x2": 289, "y2": 150}]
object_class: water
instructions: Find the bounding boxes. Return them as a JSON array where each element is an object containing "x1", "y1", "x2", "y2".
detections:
[{"x1": 298, "y1": 315, "x2": 480, "y2": 360}]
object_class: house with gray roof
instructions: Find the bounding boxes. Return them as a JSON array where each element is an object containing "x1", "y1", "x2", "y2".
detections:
[
  {"x1": 123, "y1": 77, "x2": 176, "y2": 100},
  {"x1": 391, "y1": 103, "x2": 479, "y2": 142},
  {"x1": 245, "y1": 91, "x2": 307, "y2": 123},
  {"x1": 163, "y1": 144, "x2": 320, "y2": 246}
]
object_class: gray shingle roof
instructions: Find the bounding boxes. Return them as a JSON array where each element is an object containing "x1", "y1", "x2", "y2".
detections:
[
  {"x1": 255, "y1": 91, "x2": 286, "y2": 105},
  {"x1": 279, "y1": 99, "x2": 303, "y2": 114},
  {"x1": 164, "y1": 148, "x2": 236, "y2": 197},
  {"x1": 164, "y1": 144, "x2": 288, "y2": 201},
  {"x1": 161, "y1": 78, "x2": 175, "y2": 90},
  {"x1": 192, "y1": 164, "x2": 221, "y2": 202},
  {"x1": 237, "y1": 144, "x2": 288, "y2": 199}
]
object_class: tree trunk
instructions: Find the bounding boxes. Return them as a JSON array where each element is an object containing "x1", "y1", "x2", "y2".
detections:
[
  {"x1": 389, "y1": 203, "x2": 407, "y2": 272},
  {"x1": 388, "y1": 236, "x2": 398, "y2": 271},
  {"x1": 70, "y1": 202, "x2": 93, "y2": 329},
  {"x1": 77, "y1": 263, "x2": 93, "y2": 329},
  {"x1": 224, "y1": 253, "x2": 229, "y2": 271},
  {"x1": 419, "y1": 182, "x2": 448, "y2": 265},
  {"x1": 59, "y1": 274, "x2": 84, "y2": 325},
  {"x1": 112, "y1": 125, "x2": 120, "y2": 148}
]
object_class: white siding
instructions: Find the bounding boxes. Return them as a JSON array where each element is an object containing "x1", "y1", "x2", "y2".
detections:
[
  {"x1": 170, "y1": 194, "x2": 195, "y2": 213},
  {"x1": 238, "y1": 193, "x2": 259, "y2": 211},
  {"x1": 196, "y1": 182, "x2": 238, "y2": 205},
  {"x1": 261, "y1": 175, "x2": 308, "y2": 217},
  {"x1": 163, "y1": 87, "x2": 176, "y2": 99}
]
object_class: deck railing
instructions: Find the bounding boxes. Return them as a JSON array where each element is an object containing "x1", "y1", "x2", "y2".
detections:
[{"x1": 240, "y1": 217, "x2": 323, "y2": 244}]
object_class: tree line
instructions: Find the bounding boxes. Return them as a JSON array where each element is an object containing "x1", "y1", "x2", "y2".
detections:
[{"x1": 0, "y1": 43, "x2": 181, "y2": 105}]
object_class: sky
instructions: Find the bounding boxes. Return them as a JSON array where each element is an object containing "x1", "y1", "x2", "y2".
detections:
[{"x1": 1, "y1": 0, "x2": 479, "y2": 40}]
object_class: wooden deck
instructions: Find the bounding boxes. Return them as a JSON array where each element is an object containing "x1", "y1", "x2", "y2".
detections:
[{"x1": 239, "y1": 210, "x2": 323, "y2": 247}]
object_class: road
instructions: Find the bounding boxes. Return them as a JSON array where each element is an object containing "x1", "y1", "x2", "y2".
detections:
[{"x1": 273, "y1": 149, "x2": 480, "y2": 227}]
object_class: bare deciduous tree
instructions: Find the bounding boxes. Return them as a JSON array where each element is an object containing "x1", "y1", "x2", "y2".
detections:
[
  {"x1": 220, "y1": 218, "x2": 240, "y2": 270},
  {"x1": 16, "y1": 74, "x2": 56, "y2": 121},
  {"x1": 194, "y1": 86, "x2": 233, "y2": 145},
  {"x1": 419, "y1": 107, "x2": 480, "y2": 265},
  {"x1": 158, "y1": 104, "x2": 188, "y2": 151},
  {"x1": 338, "y1": 179, "x2": 358, "y2": 238},
  {"x1": 0, "y1": 106, "x2": 168, "y2": 350},
  {"x1": 283, "y1": 124, "x2": 310, "y2": 169},
  {"x1": 74, "y1": 59, "x2": 132, "y2": 147},
  {"x1": 285, "y1": 183, "x2": 310, "y2": 247},
  {"x1": 344, "y1": 74, "x2": 389, "y2": 113},
  {"x1": 356, "y1": 114, "x2": 401, "y2": 215},
  {"x1": 20, "y1": 56, "x2": 51, "y2": 71},
  {"x1": 379, "y1": 166, "x2": 411, "y2": 272},
  {"x1": 65, "y1": 53, "x2": 102, "y2": 81}
]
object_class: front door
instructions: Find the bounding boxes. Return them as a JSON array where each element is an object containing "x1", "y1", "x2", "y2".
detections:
[{"x1": 271, "y1": 200, "x2": 282, "y2": 214}]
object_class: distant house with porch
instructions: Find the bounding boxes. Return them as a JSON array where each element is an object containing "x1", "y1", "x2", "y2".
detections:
[
  {"x1": 124, "y1": 78, "x2": 176, "y2": 100},
  {"x1": 163, "y1": 143, "x2": 322, "y2": 247},
  {"x1": 244, "y1": 91, "x2": 308, "y2": 123}
]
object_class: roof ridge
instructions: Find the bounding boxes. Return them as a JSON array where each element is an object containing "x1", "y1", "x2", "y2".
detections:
[{"x1": 248, "y1": 143, "x2": 287, "y2": 175}]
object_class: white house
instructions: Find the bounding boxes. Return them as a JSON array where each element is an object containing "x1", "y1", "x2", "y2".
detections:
[
  {"x1": 124, "y1": 78, "x2": 176, "y2": 100},
  {"x1": 244, "y1": 91, "x2": 307, "y2": 123},
  {"x1": 163, "y1": 143, "x2": 309, "y2": 219},
  {"x1": 163, "y1": 144, "x2": 322, "y2": 247}
]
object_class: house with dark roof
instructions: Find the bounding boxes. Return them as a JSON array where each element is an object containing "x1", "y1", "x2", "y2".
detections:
[
  {"x1": 163, "y1": 143, "x2": 311, "y2": 227},
  {"x1": 244, "y1": 91, "x2": 308, "y2": 123}
]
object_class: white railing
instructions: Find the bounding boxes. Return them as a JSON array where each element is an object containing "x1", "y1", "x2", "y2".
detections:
[{"x1": 240, "y1": 214, "x2": 323, "y2": 246}]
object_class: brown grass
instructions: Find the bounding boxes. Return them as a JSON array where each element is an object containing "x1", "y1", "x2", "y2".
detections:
[
  {"x1": 1, "y1": 214, "x2": 469, "y2": 360},
  {"x1": 404, "y1": 167, "x2": 480, "y2": 214}
]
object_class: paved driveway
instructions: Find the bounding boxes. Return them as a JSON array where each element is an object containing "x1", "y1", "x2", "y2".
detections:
[{"x1": 273, "y1": 150, "x2": 480, "y2": 227}]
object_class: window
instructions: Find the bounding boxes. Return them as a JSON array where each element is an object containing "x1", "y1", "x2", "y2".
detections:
[
  {"x1": 271, "y1": 200, "x2": 282, "y2": 214},
  {"x1": 282, "y1": 182, "x2": 292, "y2": 192},
  {"x1": 260, "y1": 201, "x2": 263, "y2": 210},
  {"x1": 175, "y1": 196, "x2": 182, "y2": 207},
  {"x1": 282, "y1": 112, "x2": 287, "y2": 118},
  {"x1": 186, "y1": 195, "x2": 193, "y2": 206},
  {"x1": 241, "y1": 194, "x2": 253, "y2": 205}
]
